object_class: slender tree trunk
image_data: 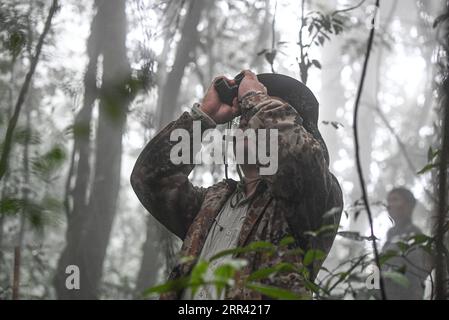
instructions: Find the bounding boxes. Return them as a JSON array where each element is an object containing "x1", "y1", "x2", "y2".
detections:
[
  {"x1": 11, "y1": 92, "x2": 31, "y2": 300},
  {"x1": 54, "y1": 0, "x2": 102, "y2": 298},
  {"x1": 11, "y1": 1, "x2": 35, "y2": 299},
  {"x1": 159, "y1": 0, "x2": 206, "y2": 127},
  {"x1": 134, "y1": 0, "x2": 205, "y2": 296},
  {"x1": 0, "y1": 60, "x2": 15, "y2": 257},
  {"x1": 54, "y1": 0, "x2": 132, "y2": 299},
  {"x1": 134, "y1": 219, "x2": 161, "y2": 297}
]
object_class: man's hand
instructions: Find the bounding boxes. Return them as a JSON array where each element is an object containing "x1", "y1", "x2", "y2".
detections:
[
  {"x1": 200, "y1": 76, "x2": 240, "y2": 124},
  {"x1": 238, "y1": 70, "x2": 267, "y2": 99}
]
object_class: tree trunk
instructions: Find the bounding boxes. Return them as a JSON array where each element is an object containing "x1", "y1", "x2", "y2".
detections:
[
  {"x1": 134, "y1": 0, "x2": 206, "y2": 296},
  {"x1": 135, "y1": 0, "x2": 206, "y2": 297},
  {"x1": 54, "y1": 0, "x2": 101, "y2": 298},
  {"x1": 158, "y1": 0, "x2": 206, "y2": 127},
  {"x1": 54, "y1": 0, "x2": 132, "y2": 299},
  {"x1": 134, "y1": 219, "x2": 161, "y2": 297}
]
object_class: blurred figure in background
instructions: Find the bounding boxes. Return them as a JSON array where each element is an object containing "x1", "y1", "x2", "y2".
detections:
[{"x1": 380, "y1": 187, "x2": 433, "y2": 300}]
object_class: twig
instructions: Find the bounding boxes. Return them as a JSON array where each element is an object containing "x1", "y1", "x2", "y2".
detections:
[
  {"x1": 0, "y1": 0, "x2": 59, "y2": 182},
  {"x1": 12, "y1": 247, "x2": 21, "y2": 300},
  {"x1": 326, "y1": 254, "x2": 368, "y2": 294},
  {"x1": 352, "y1": 0, "x2": 386, "y2": 299}
]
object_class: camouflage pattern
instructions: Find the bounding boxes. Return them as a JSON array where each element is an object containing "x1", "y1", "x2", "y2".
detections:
[{"x1": 130, "y1": 92, "x2": 343, "y2": 299}]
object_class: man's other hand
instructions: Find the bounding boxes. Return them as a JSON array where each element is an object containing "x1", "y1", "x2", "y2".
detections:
[
  {"x1": 238, "y1": 70, "x2": 267, "y2": 99},
  {"x1": 200, "y1": 76, "x2": 240, "y2": 124}
]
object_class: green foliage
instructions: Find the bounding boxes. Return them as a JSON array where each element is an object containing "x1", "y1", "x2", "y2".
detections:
[
  {"x1": 0, "y1": 197, "x2": 24, "y2": 216},
  {"x1": 0, "y1": 2, "x2": 28, "y2": 61},
  {"x1": 305, "y1": 11, "x2": 346, "y2": 44},
  {"x1": 141, "y1": 222, "x2": 433, "y2": 300},
  {"x1": 143, "y1": 277, "x2": 190, "y2": 296},
  {"x1": 417, "y1": 146, "x2": 441, "y2": 175},
  {"x1": 297, "y1": 7, "x2": 352, "y2": 83},
  {"x1": 0, "y1": 196, "x2": 63, "y2": 231},
  {"x1": 248, "y1": 262, "x2": 301, "y2": 287},
  {"x1": 144, "y1": 236, "x2": 315, "y2": 300},
  {"x1": 379, "y1": 249, "x2": 399, "y2": 266},
  {"x1": 31, "y1": 145, "x2": 66, "y2": 183},
  {"x1": 209, "y1": 240, "x2": 275, "y2": 261},
  {"x1": 303, "y1": 249, "x2": 326, "y2": 266},
  {"x1": 189, "y1": 260, "x2": 210, "y2": 297},
  {"x1": 13, "y1": 126, "x2": 42, "y2": 145},
  {"x1": 246, "y1": 282, "x2": 306, "y2": 300},
  {"x1": 71, "y1": 123, "x2": 90, "y2": 139},
  {"x1": 383, "y1": 271, "x2": 410, "y2": 288}
]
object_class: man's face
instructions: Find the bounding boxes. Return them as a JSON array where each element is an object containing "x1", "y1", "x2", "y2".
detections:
[{"x1": 387, "y1": 192, "x2": 412, "y2": 222}]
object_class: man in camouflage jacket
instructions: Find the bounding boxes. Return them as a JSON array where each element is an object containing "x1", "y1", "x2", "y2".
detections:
[{"x1": 131, "y1": 70, "x2": 343, "y2": 299}]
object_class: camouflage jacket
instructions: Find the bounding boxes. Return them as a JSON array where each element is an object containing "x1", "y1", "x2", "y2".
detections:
[{"x1": 131, "y1": 92, "x2": 343, "y2": 299}]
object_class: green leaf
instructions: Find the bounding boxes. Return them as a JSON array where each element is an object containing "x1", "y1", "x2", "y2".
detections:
[
  {"x1": 408, "y1": 234, "x2": 431, "y2": 245},
  {"x1": 142, "y1": 277, "x2": 189, "y2": 296},
  {"x1": 189, "y1": 260, "x2": 209, "y2": 297},
  {"x1": 303, "y1": 249, "x2": 326, "y2": 266},
  {"x1": 179, "y1": 255, "x2": 196, "y2": 264},
  {"x1": 8, "y1": 30, "x2": 26, "y2": 58},
  {"x1": 247, "y1": 241, "x2": 275, "y2": 250},
  {"x1": 427, "y1": 146, "x2": 433, "y2": 162},
  {"x1": 379, "y1": 250, "x2": 399, "y2": 266},
  {"x1": 13, "y1": 127, "x2": 42, "y2": 145},
  {"x1": 213, "y1": 264, "x2": 235, "y2": 297},
  {"x1": 31, "y1": 145, "x2": 66, "y2": 182},
  {"x1": 247, "y1": 267, "x2": 278, "y2": 281},
  {"x1": 417, "y1": 162, "x2": 438, "y2": 175},
  {"x1": 211, "y1": 258, "x2": 247, "y2": 297},
  {"x1": 0, "y1": 197, "x2": 23, "y2": 215},
  {"x1": 279, "y1": 236, "x2": 295, "y2": 247},
  {"x1": 247, "y1": 262, "x2": 297, "y2": 282},
  {"x1": 246, "y1": 282, "x2": 305, "y2": 300},
  {"x1": 190, "y1": 260, "x2": 209, "y2": 280},
  {"x1": 304, "y1": 279, "x2": 321, "y2": 294},
  {"x1": 383, "y1": 271, "x2": 410, "y2": 288},
  {"x1": 209, "y1": 241, "x2": 274, "y2": 261},
  {"x1": 396, "y1": 241, "x2": 409, "y2": 253},
  {"x1": 213, "y1": 264, "x2": 235, "y2": 282},
  {"x1": 311, "y1": 59, "x2": 322, "y2": 69}
]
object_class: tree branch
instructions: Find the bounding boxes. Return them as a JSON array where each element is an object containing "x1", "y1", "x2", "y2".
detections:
[
  {"x1": 352, "y1": 0, "x2": 387, "y2": 300},
  {"x1": 0, "y1": 0, "x2": 59, "y2": 182}
]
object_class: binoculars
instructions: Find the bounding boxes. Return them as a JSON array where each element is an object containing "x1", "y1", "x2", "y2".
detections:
[{"x1": 214, "y1": 71, "x2": 245, "y2": 105}]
